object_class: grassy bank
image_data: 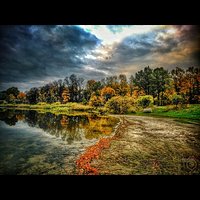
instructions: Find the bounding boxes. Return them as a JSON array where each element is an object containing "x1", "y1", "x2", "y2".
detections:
[
  {"x1": 136, "y1": 104, "x2": 200, "y2": 122},
  {"x1": 0, "y1": 102, "x2": 96, "y2": 114},
  {"x1": 0, "y1": 103, "x2": 200, "y2": 121}
]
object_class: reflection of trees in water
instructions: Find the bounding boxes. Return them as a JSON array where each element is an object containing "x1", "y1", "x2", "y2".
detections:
[
  {"x1": 84, "y1": 115, "x2": 117, "y2": 139},
  {"x1": 25, "y1": 110, "x2": 38, "y2": 127},
  {"x1": 0, "y1": 109, "x2": 23, "y2": 126},
  {"x1": 25, "y1": 112, "x2": 89, "y2": 143},
  {"x1": 0, "y1": 110, "x2": 118, "y2": 144}
]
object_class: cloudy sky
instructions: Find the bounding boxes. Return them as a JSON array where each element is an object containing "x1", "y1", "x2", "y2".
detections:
[{"x1": 0, "y1": 25, "x2": 199, "y2": 91}]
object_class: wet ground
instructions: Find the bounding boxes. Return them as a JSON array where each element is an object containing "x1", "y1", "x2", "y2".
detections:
[{"x1": 90, "y1": 115, "x2": 200, "y2": 175}]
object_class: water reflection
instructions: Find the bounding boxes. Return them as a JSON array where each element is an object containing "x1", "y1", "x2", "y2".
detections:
[{"x1": 0, "y1": 109, "x2": 118, "y2": 144}]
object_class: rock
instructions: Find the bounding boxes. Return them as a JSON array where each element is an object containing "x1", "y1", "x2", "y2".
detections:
[{"x1": 143, "y1": 108, "x2": 152, "y2": 113}]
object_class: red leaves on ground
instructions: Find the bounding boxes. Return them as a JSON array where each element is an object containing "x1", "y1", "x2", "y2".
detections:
[{"x1": 76, "y1": 138, "x2": 112, "y2": 175}]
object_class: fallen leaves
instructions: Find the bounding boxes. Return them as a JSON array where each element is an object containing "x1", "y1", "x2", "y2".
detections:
[
  {"x1": 76, "y1": 138, "x2": 112, "y2": 175},
  {"x1": 75, "y1": 117, "x2": 127, "y2": 175}
]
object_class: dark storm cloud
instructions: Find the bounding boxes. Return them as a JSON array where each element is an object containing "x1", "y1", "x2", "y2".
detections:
[
  {"x1": 0, "y1": 25, "x2": 100, "y2": 90},
  {"x1": 0, "y1": 25, "x2": 199, "y2": 91},
  {"x1": 111, "y1": 30, "x2": 178, "y2": 64},
  {"x1": 92, "y1": 25, "x2": 199, "y2": 75}
]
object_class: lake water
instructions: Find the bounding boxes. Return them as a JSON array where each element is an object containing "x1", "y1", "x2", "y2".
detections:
[{"x1": 0, "y1": 109, "x2": 119, "y2": 175}]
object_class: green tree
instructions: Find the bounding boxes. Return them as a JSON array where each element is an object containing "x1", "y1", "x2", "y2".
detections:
[
  {"x1": 152, "y1": 67, "x2": 170, "y2": 106},
  {"x1": 26, "y1": 87, "x2": 39, "y2": 104},
  {"x1": 134, "y1": 66, "x2": 154, "y2": 95},
  {"x1": 8, "y1": 94, "x2": 16, "y2": 103},
  {"x1": 65, "y1": 74, "x2": 84, "y2": 102},
  {"x1": 85, "y1": 80, "x2": 102, "y2": 101},
  {"x1": 171, "y1": 67, "x2": 185, "y2": 94},
  {"x1": 6, "y1": 87, "x2": 20, "y2": 98}
]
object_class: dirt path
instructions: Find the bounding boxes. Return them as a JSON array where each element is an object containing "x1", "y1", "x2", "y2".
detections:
[{"x1": 90, "y1": 115, "x2": 200, "y2": 175}]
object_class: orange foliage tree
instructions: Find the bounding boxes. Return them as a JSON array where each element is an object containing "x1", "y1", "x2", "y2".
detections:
[
  {"x1": 17, "y1": 92, "x2": 26, "y2": 103},
  {"x1": 101, "y1": 86, "x2": 115, "y2": 102},
  {"x1": 61, "y1": 88, "x2": 70, "y2": 104}
]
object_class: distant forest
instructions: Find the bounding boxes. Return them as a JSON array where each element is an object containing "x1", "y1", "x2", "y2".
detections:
[{"x1": 0, "y1": 66, "x2": 199, "y2": 106}]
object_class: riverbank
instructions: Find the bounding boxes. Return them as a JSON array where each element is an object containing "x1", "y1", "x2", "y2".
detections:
[
  {"x1": 0, "y1": 102, "x2": 100, "y2": 115},
  {"x1": 137, "y1": 104, "x2": 200, "y2": 122},
  {"x1": 0, "y1": 103, "x2": 199, "y2": 121},
  {"x1": 0, "y1": 104, "x2": 199, "y2": 174},
  {"x1": 89, "y1": 115, "x2": 200, "y2": 175}
]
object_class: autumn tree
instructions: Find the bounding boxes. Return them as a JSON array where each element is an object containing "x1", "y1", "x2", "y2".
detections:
[
  {"x1": 129, "y1": 75, "x2": 134, "y2": 96},
  {"x1": 171, "y1": 67, "x2": 200, "y2": 104},
  {"x1": 17, "y1": 92, "x2": 26, "y2": 103},
  {"x1": 185, "y1": 67, "x2": 200, "y2": 103},
  {"x1": 62, "y1": 88, "x2": 70, "y2": 104},
  {"x1": 101, "y1": 86, "x2": 115, "y2": 102},
  {"x1": 101, "y1": 76, "x2": 119, "y2": 91},
  {"x1": 162, "y1": 78, "x2": 176, "y2": 105},
  {"x1": 89, "y1": 94, "x2": 103, "y2": 108},
  {"x1": 106, "y1": 96, "x2": 134, "y2": 114},
  {"x1": 171, "y1": 67, "x2": 185, "y2": 95},
  {"x1": 85, "y1": 80, "x2": 102, "y2": 101},
  {"x1": 117, "y1": 74, "x2": 129, "y2": 96}
]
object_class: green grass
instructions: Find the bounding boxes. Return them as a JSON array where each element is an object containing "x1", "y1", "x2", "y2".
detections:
[
  {"x1": 0, "y1": 102, "x2": 94, "y2": 113},
  {"x1": 135, "y1": 104, "x2": 200, "y2": 122},
  {"x1": 1, "y1": 103, "x2": 200, "y2": 121}
]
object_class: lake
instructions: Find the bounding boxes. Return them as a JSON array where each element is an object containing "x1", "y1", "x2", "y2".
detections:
[{"x1": 0, "y1": 109, "x2": 119, "y2": 175}]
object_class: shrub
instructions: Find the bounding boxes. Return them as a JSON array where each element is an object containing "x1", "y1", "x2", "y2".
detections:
[
  {"x1": 171, "y1": 94, "x2": 184, "y2": 108},
  {"x1": 53, "y1": 102, "x2": 61, "y2": 105},
  {"x1": 82, "y1": 98, "x2": 87, "y2": 105},
  {"x1": 89, "y1": 95, "x2": 103, "y2": 108},
  {"x1": 127, "y1": 106, "x2": 136, "y2": 114},
  {"x1": 106, "y1": 96, "x2": 134, "y2": 114},
  {"x1": 97, "y1": 107, "x2": 108, "y2": 115},
  {"x1": 136, "y1": 95, "x2": 154, "y2": 108},
  {"x1": 37, "y1": 102, "x2": 47, "y2": 106}
]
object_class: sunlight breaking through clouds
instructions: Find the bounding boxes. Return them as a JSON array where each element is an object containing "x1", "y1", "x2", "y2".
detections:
[{"x1": 0, "y1": 25, "x2": 199, "y2": 91}]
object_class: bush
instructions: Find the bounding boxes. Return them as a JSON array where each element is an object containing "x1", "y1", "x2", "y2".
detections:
[
  {"x1": 136, "y1": 95, "x2": 154, "y2": 108},
  {"x1": 171, "y1": 94, "x2": 184, "y2": 107},
  {"x1": 89, "y1": 95, "x2": 103, "y2": 108},
  {"x1": 106, "y1": 96, "x2": 134, "y2": 114},
  {"x1": 97, "y1": 107, "x2": 108, "y2": 115},
  {"x1": 127, "y1": 106, "x2": 136, "y2": 114},
  {"x1": 82, "y1": 98, "x2": 87, "y2": 105},
  {"x1": 53, "y1": 102, "x2": 61, "y2": 105},
  {"x1": 37, "y1": 102, "x2": 47, "y2": 106}
]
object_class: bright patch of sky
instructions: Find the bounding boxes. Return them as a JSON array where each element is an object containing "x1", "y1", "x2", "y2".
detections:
[{"x1": 78, "y1": 25, "x2": 163, "y2": 45}]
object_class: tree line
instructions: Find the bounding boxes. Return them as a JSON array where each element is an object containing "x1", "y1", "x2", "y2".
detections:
[{"x1": 0, "y1": 66, "x2": 199, "y2": 106}]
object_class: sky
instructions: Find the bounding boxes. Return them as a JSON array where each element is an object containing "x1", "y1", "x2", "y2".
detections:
[{"x1": 0, "y1": 25, "x2": 199, "y2": 91}]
